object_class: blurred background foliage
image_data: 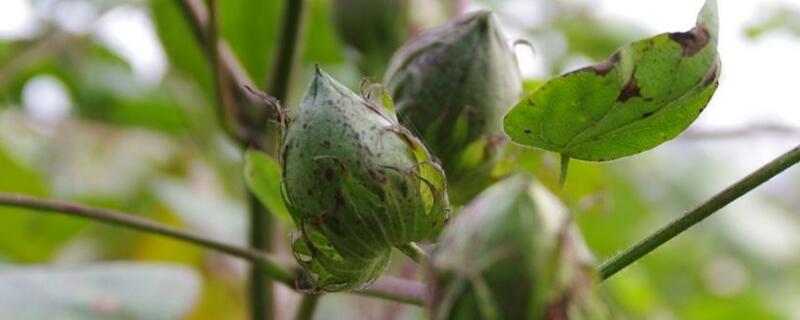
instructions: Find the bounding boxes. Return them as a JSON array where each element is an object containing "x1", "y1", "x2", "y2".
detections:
[{"x1": 0, "y1": 0, "x2": 799, "y2": 319}]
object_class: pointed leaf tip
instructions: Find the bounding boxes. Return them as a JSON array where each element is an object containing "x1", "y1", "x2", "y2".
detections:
[{"x1": 503, "y1": 1, "x2": 721, "y2": 161}]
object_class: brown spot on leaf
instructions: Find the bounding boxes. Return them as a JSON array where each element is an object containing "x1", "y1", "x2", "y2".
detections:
[
  {"x1": 703, "y1": 62, "x2": 720, "y2": 86},
  {"x1": 523, "y1": 129, "x2": 532, "y2": 134},
  {"x1": 617, "y1": 78, "x2": 642, "y2": 102},
  {"x1": 669, "y1": 24, "x2": 710, "y2": 57},
  {"x1": 322, "y1": 140, "x2": 331, "y2": 149},
  {"x1": 566, "y1": 52, "x2": 621, "y2": 76}
]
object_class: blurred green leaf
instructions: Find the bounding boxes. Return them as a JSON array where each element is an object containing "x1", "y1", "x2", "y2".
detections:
[
  {"x1": 0, "y1": 146, "x2": 85, "y2": 262},
  {"x1": 304, "y1": 0, "x2": 346, "y2": 65},
  {"x1": 219, "y1": 0, "x2": 282, "y2": 85},
  {"x1": 150, "y1": 0, "x2": 213, "y2": 101},
  {"x1": 504, "y1": 0, "x2": 720, "y2": 161},
  {"x1": 746, "y1": 6, "x2": 800, "y2": 39},
  {"x1": 153, "y1": 179, "x2": 246, "y2": 245},
  {"x1": 243, "y1": 150, "x2": 291, "y2": 225},
  {"x1": 73, "y1": 60, "x2": 191, "y2": 133},
  {"x1": 0, "y1": 263, "x2": 201, "y2": 320}
]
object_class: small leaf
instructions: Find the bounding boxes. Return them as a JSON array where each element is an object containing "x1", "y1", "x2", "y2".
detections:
[
  {"x1": 0, "y1": 263, "x2": 201, "y2": 320},
  {"x1": 244, "y1": 150, "x2": 292, "y2": 225},
  {"x1": 504, "y1": 0, "x2": 720, "y2": 161}
]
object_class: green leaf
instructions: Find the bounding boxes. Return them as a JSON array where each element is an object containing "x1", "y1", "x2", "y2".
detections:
[
  {"x1": 303, "y1": 0, "x2": 346, "y2": 64},
  {"x1": 219, "y1": 0, "x2": 282, "y2": 85},
  {"x1": 745, "y1": 5, "x2": 800, "y2": 39},
  {"x1": 149, "y1": 0, "x2": 213, "y2": 100},
  {"x1": 0, "y1": 146, "x2": 84, "y2": 262},
  {"x1": 0, "y1": 263, "x2": 201, "y2": 320},
  {"x1": 504, "y1": 0, "x2": 720, "y2": 162},
  {"x1": 243, "y1": 150, "x2": 292, "y2": 224}
]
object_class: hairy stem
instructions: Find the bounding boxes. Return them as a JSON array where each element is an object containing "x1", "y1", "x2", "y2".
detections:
[
  {"x1": 598, "y1": 144, "x2": 800, "y2": 281},
  {"x1": 0, "y1": 193, "x2": 426, "y2": 305},
  {"x1": 293, "y1": 294, "x2": 321, "y2": 320},
  {"x1": 397, "y1": 242, "x2": 429, "y2": 264}
]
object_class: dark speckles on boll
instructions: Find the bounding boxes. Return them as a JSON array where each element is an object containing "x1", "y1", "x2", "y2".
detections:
[{"x1": 280, "y1": 67, "x2": 450, "y2": 291}]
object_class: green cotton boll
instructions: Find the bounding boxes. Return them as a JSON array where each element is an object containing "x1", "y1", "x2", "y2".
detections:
[
  {"x1": 332, "y1": 0, "x2": 409, "y2": 78},
  {"x1": 429, "y1": 175, "x2": 611, "y2": 320},
  {"x1": 384, "y1": 10, "x2": 522, "y2": 204},
  {"x1": 282, "y1": 67, "x2": 449, "y2": 292},
  {"x1": 290, "y1": 226, "x2": 392, "y2": 292}
]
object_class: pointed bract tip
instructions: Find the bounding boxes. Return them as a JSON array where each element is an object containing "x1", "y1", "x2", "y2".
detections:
[
  {"x1": 469, "y1": 9, "x2": 492, "y2": 20},
  {"x1": 468, "y1": 10, "x2": 493, "y2": 26},
  {"x1": 460, "y1": 10, "x2": 495, "y2": 37}
]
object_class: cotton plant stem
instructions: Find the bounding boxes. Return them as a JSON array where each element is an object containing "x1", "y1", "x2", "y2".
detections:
[
  {"x1": 356, "y1": 276, "x2": 427, "y2": 306},
  {"x1": 198, "y1": 0, "x2": 276, "y2": 317},
  {"x1": 0, "y1": 193, "x2": 292, "y2": 281},
  {"x1": 247, "y1": 193, "x2": 274, "y2": 320},
  {"x1": 559, "y1": 154, "x2": 570, "y2": 188},
  {"x1": 266, "y1": 0, "x2": 308, "y2": 103},
  {"x1": 293, "y1": 294, "x2": 321, "y2": 320},
  {"x1": 252, "y1": 1, "x2": 308, "y2": 319},
  {"x1": 204, "y1": 0, "x2": 243, "y2": 147},
  {"x1": 598, "y1": 144, "x2": 800, "y2": 281},
  {"x1": 396, "y1": 242, "x2": 429, "y2": 264},
  {"x1": 178, "y1": 0, "x2": 258, "y2": 91},
  {"x1": 0, "y1": 193, "x2": 426, "y2": 305},
  {"x1": 177, "y1": 0, "x2": 262, "y2": 145}
]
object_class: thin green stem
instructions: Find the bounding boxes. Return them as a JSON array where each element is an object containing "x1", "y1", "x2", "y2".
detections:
[
  {"x1": 0, "y1": 193, "x2": 426, "y2": 305},
  {"x1": 293, "y1": 294, "x2": 321, "y2": 320},
  {"x1": 205, "y1": 0, "x2": 244, "y2": 142},
  {"x1": 598, "y1": 144, "x2": 800, "y2": 281},
  {"x1": 559, "y1": 154, "x2": 570, "y2": 188},
  {"x1": 396, "y1": 242, "x2": 429, "y2": 264},
  {"x1": 252, "y1": 1, "x2": 308, "y2": 319},
  {"x1": 178, "y1": 0, "x2": 258, "y2": 93},
  {"x1": 0, "y1": 193, "x2": 293, "y2": 283},
  {"x1": 248, "y1": 192, "x2": 273, "y2": 320},
  {"x1": 267, "y1": 0, "x2": 308, "y2": 102}
]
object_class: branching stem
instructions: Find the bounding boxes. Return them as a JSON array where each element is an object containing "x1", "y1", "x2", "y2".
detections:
[
  {"x1": 0, "y1": 193, "x2": 426, "y2": 305},
  {"x1": 599, "y1": 144, "x2": 800, "y2": 281}
]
